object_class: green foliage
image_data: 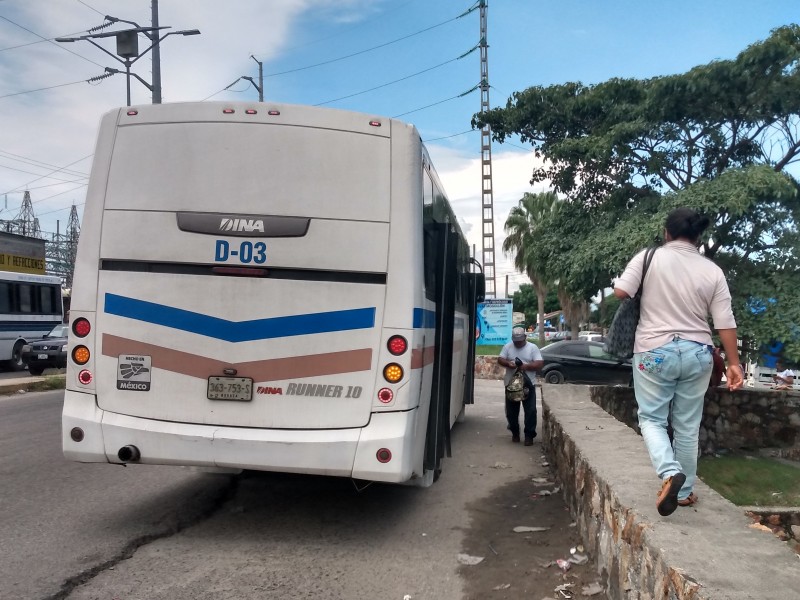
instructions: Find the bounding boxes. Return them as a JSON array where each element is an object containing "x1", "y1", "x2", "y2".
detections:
[
  {"x1": 475, "y1": 26, "x2": 800, "y2": 362},
  {"x1": 511, "y1": 284, "x2": 538, "y2": 325}
]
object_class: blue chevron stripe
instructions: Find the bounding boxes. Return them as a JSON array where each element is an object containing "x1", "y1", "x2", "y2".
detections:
[{"x1": 104, "y1": 294, "x2": 376, "y2": 343}]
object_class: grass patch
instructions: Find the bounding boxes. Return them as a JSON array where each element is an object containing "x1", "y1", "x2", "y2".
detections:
[
  {"x1": 476, "y1": 345, "x2": 502, "y2": 356},
  {"x1": 698, "y1": 454, "x2": 800, "y2": 507},
  {"x1": 27, "y1": 375, "x2": 66, "y2": 392}
]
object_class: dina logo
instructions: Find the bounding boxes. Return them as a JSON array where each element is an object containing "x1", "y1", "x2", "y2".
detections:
[{"x1": 219, "y1": 218, "x2": 265, "y2": 233}]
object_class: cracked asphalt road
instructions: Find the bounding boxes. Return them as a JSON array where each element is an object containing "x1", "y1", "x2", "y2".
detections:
[{"x1": 2, "y1": 382, "x2": 597, "y2": 600}]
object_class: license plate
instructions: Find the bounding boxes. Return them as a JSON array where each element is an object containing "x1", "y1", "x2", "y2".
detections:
[
  {"x1": 37, "y1": 354, "x2": 48, "y2": 360},
  {"x1": 207, "y1": 376, "x2": 253, "y2": 401}
]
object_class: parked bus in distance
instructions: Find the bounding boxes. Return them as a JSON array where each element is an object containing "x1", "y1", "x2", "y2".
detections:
[
  {"x1": 0, "y1": 271, "x2": 63, "y2": 370},
  {"x1": 63, "y1": 102, "x2": 484, "y2": 486}
]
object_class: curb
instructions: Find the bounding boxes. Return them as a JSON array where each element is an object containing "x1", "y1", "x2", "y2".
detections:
[{"x1": 0, "y1": 375, "x2": 66, "y2": 395}]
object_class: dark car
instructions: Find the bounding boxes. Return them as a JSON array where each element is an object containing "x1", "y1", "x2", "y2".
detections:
[
  {"x1": 549, "y1": 331, "x2": 572, "y2": 342},
  {"x1": 22, "y1": 324, "x2": 68, "y2": 375},
  {"x1": 539, "y1": 340, "x2": 631, "y2": 385}
]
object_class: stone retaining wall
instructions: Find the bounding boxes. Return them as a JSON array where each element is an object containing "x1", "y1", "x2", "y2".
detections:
[
  {"x1": 590, "y1": 386, "x2": 800, "y2": 459},
  {"x1": 474, "y1": 355, "x2": 503, "y2": 380},
  {"x1": 540, "y1": 385, "x2": 799, "y2": 599}
]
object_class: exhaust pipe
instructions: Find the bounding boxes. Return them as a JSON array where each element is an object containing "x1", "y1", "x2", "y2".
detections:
[{"x1": 118, "y1": 445, "x2": 141, "y2": 462}]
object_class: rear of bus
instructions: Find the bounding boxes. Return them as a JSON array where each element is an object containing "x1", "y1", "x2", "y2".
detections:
[{"x1": 63, "y1": 102, "x2": 449, "y2": 483}]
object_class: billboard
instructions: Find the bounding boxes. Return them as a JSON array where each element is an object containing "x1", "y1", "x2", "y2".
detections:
[
  {"x1": 476, "y1": 299, "x2": 513, "y2": 345},
  {"x1": 0, "y1": 232, "x2": 45, "y2": 274}
]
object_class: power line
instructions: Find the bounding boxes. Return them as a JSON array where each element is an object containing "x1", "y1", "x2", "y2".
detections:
[
  {"x1": 0, "y1": 150, "x2": 89, "y2": 177},
  {"x1": 1, "y1": 154, "x2": 94, "y2": 195},
  {"x1": 74, "y1": 0, "x2": 105, "y2": 16},
  {"x1": 314, "y1": 52, "x2": 468, "y2": 107},
  {"x1": 393, "y1": 87, "x2": 477, "y2": 119},
  {"x1": 0, "y1": 30, "x2": 87, "y2": 52},
  {"x1": 0, "y1": 162, "x2": 89, "y2": 183},
  {"x1": 0, "y1": 78, "x2": 92, "y2": 100},
  {"x1": 272, "y1": 0, "x2": 420, "y2": 56},
  {"x1": 258, "y1": 12, "x2": 466, "y2": 79},
  {"x1": 0, "y1": 15, "x2": 105, "y2": 68},
  {"x1": 423, "y1": 129, "x2": 475, "y2": 143}
]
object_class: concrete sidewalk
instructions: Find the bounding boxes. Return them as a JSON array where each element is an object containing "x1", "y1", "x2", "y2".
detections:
[{"x1": 0, "y1": 373, "x2": 66, "y2": 395}]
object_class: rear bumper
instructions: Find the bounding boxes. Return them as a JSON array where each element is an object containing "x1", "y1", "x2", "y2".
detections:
[{"x1": 62, "y1": 390, "x2": 420, "y2": 482}]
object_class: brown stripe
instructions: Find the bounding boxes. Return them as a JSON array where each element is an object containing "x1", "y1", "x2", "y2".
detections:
[
  {"x1": 102, "y1": 334, "x2": 372, "y2": 381},
  {"x1": 410, "y1": 340, "x2": 466, "y2": 369},
  {"x1": 411, "y1": 345, "x2": 435, "y2": 369}
]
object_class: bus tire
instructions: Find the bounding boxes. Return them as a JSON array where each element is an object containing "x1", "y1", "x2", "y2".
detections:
[{"x1": 5, "y1": 341, "x2": 26, "y2": 371}]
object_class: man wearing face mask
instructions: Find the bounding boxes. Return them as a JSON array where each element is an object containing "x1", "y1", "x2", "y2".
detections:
[{"x1": 498, "y1": 327, "x2": 544, "y2": 446}]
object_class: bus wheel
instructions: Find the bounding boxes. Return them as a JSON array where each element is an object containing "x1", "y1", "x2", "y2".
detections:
[{"x1": 5, "y1": 341, "x2": 26, "y2": 372}]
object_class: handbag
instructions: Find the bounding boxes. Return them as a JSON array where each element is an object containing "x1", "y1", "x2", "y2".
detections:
[
  {"x1": 709, "y1": 347, "x2": 725, "y2": 387},
  {"x1": 604, "y1": 247, "x2": 657, "y2": 359},
  {"x1": 505, "y1": 368, "x2": 526, "y2": 402}
]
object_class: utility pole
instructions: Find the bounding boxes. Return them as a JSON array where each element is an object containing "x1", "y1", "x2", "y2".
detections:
[
  {"x1": 251, "y1": 55, "x2": 264, "y2": 101},
  {"x1": 56, "y1": 18, "x2": 199, "y2": 106},
  {"x1": 478, "y1": 0, "x2": 497, "y2": 298},
  {"x1": 151, "y1": 0, "x2": 162, "y2": 103}
]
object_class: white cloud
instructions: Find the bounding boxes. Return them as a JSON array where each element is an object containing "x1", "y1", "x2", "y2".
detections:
[{"x1": 432, "y1": 144, "x2": 551, "y2": 297}]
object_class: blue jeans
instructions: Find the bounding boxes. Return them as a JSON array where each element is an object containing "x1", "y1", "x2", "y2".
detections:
[
  {"x1": 506, "y1": 380, "x2": 537, "y2": 439},
  {"x1": 633, "y1": 337, "x2": 712, "y2": 501}
]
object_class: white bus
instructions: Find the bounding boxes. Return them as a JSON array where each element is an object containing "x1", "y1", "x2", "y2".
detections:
[
  {"x1": 63, "y1": 102, "x2": 483, "y2": 485},
  {"x1": 0, "y1": 271, "x2": 63, "y2": 370}
]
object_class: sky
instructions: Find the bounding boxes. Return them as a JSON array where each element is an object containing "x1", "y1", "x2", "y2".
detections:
[{"x1": 0, "y1": 0, "x2": 797, "y2": 295}]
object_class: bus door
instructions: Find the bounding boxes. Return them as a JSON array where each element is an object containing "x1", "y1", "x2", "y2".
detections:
[
  {"x1": 463, "y1": 271, "x2": 485, "y2": 407},
  {"x1": 423, "y1": 222, "x2": 457, "y2": 476}
]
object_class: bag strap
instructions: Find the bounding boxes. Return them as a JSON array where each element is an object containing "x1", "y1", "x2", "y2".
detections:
[{"x1": 635, "y1": 246, "x2": 657, "y2": 297}]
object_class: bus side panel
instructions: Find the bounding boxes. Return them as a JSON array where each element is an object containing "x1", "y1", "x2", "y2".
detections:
[{"x1": 70, "y1": 110, "x2": 121, "y2": 314}]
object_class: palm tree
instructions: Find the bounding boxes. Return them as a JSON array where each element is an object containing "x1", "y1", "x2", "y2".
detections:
[{"x1": 503, "y1": 191, "x2": 558, "y2": 345}]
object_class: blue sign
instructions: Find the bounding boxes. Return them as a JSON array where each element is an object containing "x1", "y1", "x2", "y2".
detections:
[{"x1": 476, "y1": 299, "x2": 513, "y2": 345}]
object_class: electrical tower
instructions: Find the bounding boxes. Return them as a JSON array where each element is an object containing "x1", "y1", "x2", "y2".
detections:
[
  {"x1": 4, "y1": 191, "x2": 43, "y2": 238},
  {"x1": 478, "y1": 0, "x2": 497, "y2": 298}
]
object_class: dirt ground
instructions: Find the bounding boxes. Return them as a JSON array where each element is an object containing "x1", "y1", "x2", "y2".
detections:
[{"x1": 458, "y1": 442, "x2": 604, "y2": 600}]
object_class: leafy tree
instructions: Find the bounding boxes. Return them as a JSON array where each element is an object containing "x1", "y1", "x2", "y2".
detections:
[
  {"x1": 473, "y1": 26, "x2": 800, "y2": 361},
  {"x1": 511, "y1": 284, "x2": 538, "y2": 327},
  {"x1": 502, "y1": 191, "x2": 558, "y2": 344}
]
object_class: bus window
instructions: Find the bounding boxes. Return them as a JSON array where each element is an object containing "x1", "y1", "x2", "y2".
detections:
[
  {"x1": 18, "y1": 284, "x2": 32, "y2": 313},
  {"x1": 0, "y1": 283, "x2": 9, "y2": 314},
  {"x1": 40, "y1": 286, "x2": 56, "y2": 315}
]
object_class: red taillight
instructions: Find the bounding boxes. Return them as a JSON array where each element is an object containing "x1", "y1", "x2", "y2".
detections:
[
  {"x1": 78, "y1": 369, "x2": 93, "y2": 385},
  {"x1": 268, "y1": 110, "x2": 280, "y2": 115},
  {"x1": 387, "y1": 335, "x2": 407, "y2": 356},
  {"x1": 369, "y1": 120, "x2": 381, "y2": 127},
  {"x1": 245, "y1": 109, "x2": 257, "y2": 114},
  {"x1": 223, "y1": 108, "x2": 235, "y2": 114},
  {"x1": 376, "y1": 448, "x2": 392, "y2": 463},
  {"x1": 378, "y1": 388, "x2": 393, "y2": 403},
  {"x1": 72, "y1": 318, "x2": 91, "y2": 337},
  {"x1": 126, "y1": 109, "x2": 138, "y2": 116}
]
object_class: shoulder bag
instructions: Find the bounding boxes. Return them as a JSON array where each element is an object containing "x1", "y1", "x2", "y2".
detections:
[{"x1": 604, "y1": 247, "x2": 657, "y2": 359}]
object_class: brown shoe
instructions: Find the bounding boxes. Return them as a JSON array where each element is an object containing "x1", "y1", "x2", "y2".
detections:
[
  {"x1": 511, "y1": 434, "x2": 520, "y2": 443},
  {"x1": 524, "y1": 437, "x2": 534, "y2": 446},
  {"x1": 678, "y1": 492, "x2": 698, "y2": 507},
  {"x1": 656, "y1": 473, "x2": 686, "y2": 516}
]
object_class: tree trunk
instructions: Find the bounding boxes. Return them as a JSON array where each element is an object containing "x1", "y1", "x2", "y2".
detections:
[{"x1": 537, "y1": 289, "x2": 546, "y2": 346}]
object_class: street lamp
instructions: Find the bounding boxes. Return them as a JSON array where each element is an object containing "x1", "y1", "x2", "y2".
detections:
[{"x1": 56, "y1": 25, "x2": 200, "y2": 106}]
